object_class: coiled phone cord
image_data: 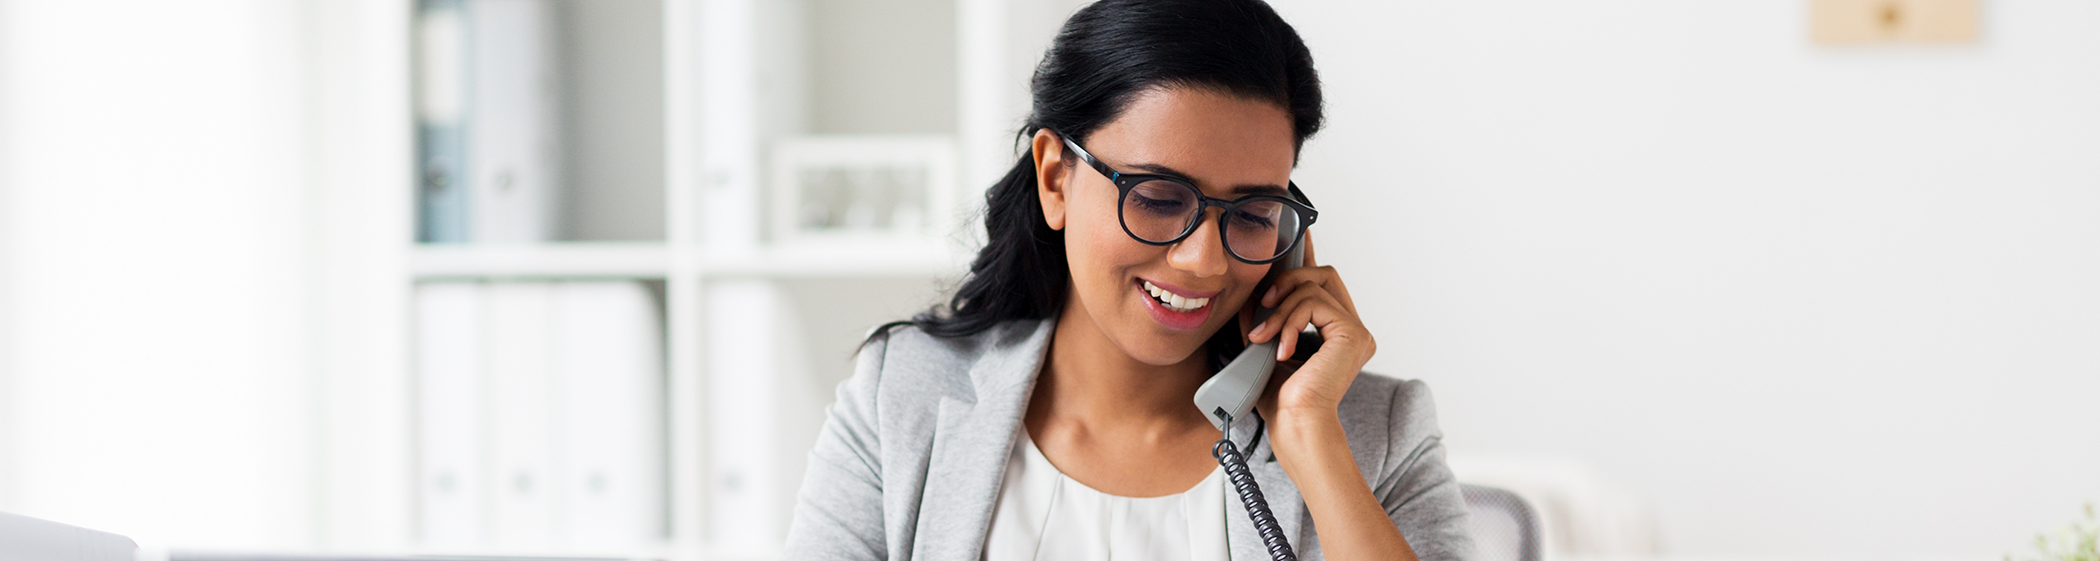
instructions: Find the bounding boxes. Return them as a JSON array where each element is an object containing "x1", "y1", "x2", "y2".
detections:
[{"x1": 1213, "y1": 412, "x2": 1297, "y2": 561}]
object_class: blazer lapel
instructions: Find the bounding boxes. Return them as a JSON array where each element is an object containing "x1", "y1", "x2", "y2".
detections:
[
  {"x1": 904, "y1": 319, "x2": 1317, "y2": 561},
  {"x1": 910, "y1": 321, "x2": 1053, "y2": 561},
  {"x1": 1226, "y1": 414, "x2": 1305, "y2": 561}
]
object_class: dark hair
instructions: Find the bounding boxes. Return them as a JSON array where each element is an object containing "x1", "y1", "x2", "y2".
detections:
[{"x1": 875, "y1": 0, "x2": 1323, "y2": 346}]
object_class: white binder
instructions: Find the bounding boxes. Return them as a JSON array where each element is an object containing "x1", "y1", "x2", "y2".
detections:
[
  {"x1": 705, "y1": 280, "x2": 787, "y2": 554},
  {"x1": 484, "y1": 282, "x2": 557, "y2": 549},
  {"x1": 415, "y1": 280, "x2": 665, "y2": 551},
  {"x1": 465, "y1": 0, "x2": 562, "y2": 243},
  {"x1": 413, "y1": 282, "x2": 486, "y2": 548},
  {"x1": 553, "y1": 282, "x2": 665, "y2": 548}
]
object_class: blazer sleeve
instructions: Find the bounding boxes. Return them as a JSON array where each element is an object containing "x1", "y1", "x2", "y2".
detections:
[
  {"x1": 1374, "y1": 379, "x2": 1475, "y2": 561},
  {"x1": 781, "y1": 334, "x2": 891, "y2": 560}
]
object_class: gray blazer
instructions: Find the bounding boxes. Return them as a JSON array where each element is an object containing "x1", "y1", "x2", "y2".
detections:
[{"x1": 782, "y1": 318, "x2": 1474, "y2": 561}]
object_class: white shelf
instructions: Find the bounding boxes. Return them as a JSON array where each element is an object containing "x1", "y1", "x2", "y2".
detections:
[
  {"x1": 410, "y1": 240, "x2": 968, "y2": 280},
  {"x1": 412, "y1": 242, "x2": 671, "y2": 279},
  {"x1": 700, "y1": 240, "x2": 967, "y2": 279}
]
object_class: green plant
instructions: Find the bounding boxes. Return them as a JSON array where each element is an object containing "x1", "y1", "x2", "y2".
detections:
[{"x1": 2008, "y1": 503, "x2": 2100, "y2": 561}]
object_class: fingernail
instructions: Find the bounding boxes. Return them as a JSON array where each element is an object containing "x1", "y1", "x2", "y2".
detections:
[
  {"x1": 1264, "y1": 286, "x2": 1277, "y2": 303},
  {"x1": 1276, "y1": 345, "x2": 1288, "y2": 361}
]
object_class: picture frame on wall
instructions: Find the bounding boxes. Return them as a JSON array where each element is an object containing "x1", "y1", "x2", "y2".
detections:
[{"x1": 768, "y1": 135, "x2": 958, "y2": 245}]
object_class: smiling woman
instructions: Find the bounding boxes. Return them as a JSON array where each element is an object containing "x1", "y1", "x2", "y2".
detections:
[
  {"x1": 783, "y1": 1, "x2": 1473, "y2": 560},
  {"x1": 1040, "y1": 88, "x2": 1301, "y2": 363}
]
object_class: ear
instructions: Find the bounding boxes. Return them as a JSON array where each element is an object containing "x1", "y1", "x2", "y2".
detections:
[{"x1": 1031, "y1": 129, "x2": 1069, "y2": 231}]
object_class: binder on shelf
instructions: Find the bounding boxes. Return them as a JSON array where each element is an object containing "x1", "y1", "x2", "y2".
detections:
[
  {"x1": 705, "y1": 281, "x2": 788, "y2": 552},
  {"x1": 413, "y1": 282, "x2": 486, "y2": 547},
  {"x1": 415, "y1": 0, "x2": 468, "y2": 243},
  {"x1": 415, "y1": 280, "x2": 666, "y2": 552},
  {"x1": 485, "y1": 282, "x2": 558, "y2": 549},
  {"x1": 553, "y1": 282, "x2": 666, "y2": 548},
  {"x1": 414, "y1": 0, "x2": 564, "y2": 244},
  {"x1": 465, "y1": 0, "x2": 562, "y2": 243}
]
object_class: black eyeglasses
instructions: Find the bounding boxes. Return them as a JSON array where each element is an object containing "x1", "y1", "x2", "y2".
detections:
[{"x1": 1058, "y1": 132, "x2": 1318, "y2": 264}]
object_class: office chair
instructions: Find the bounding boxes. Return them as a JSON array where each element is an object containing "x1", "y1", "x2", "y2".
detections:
[{"x1": 1462, "y1": 483, "x2": 1543, "y2": 561}]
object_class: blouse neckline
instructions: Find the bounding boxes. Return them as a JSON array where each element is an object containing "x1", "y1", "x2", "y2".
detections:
[{"x1": 981, "y1": 429, "x2": 1232, "y2": 561}]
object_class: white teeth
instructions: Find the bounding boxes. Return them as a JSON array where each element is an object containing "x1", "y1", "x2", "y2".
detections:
[{"x1": 1141, "y1": 281, "x2": 1209, "y2": 312}]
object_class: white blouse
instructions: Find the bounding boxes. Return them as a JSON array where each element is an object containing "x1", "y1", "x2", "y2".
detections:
[{"x1": 983, "y1": 430, "x2": 1231, "y2": 561}]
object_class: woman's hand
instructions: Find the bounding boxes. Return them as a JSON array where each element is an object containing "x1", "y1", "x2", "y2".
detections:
[
  {"x1": 1242, "y1": 230, "x2": 1377, "y2": 423},
  {"x1": 1236, "y1": 231, "x2": 1417, "y2": 561}
]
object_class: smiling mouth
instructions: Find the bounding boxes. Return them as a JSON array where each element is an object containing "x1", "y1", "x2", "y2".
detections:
[{"x1": 1141, "y1": 280, "x2": 1211, "y2": 312}]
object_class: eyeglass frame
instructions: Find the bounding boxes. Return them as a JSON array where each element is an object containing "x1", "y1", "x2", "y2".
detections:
[{"x1": 1055, "y1": 131, "x2": 1319, "y2": 265}]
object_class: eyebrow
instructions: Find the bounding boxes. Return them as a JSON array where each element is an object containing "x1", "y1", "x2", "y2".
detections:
[{"x1": 1126, "y1": 162, "x2": 1292, "y2": 198}]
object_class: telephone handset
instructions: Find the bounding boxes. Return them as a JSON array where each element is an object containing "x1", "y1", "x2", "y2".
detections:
[
  {"x1": 1193, "y1": 236, "x2": 1307, "y2": 561},
  {"x1": 1193, "y1": 238, "x2": 1303, "y2": 432}
]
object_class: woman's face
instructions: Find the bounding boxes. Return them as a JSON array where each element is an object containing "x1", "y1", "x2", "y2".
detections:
[{"x1": 1038, "y1": 86, "x2": 1298, "y2": 366}]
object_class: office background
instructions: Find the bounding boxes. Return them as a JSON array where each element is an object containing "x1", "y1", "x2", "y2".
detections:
[{"x1": 1, "y1": 0, "x2": 2096, "y2": 560}]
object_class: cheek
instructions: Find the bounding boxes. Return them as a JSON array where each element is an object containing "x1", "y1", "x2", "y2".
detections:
[
  {"x1": 1063, "y1": 189, "x2": 1146, "y2": 276},
  {"x1": 1219, "y1": 263, "x2": 1271, "y2": 316}
]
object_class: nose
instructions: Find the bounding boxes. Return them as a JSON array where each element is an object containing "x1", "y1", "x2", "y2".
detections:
[{"x1": 1166, "y1": 210, "x2": 1229, "y2": 278}]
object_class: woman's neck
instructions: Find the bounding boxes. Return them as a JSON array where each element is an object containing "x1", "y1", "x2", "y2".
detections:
[
  {"x1": 1036, "y1": 298, "x2": 1213, "y2": 429},
  {"x1": 1024, "y1": 295, "x2": 1229, "y2": 497}
]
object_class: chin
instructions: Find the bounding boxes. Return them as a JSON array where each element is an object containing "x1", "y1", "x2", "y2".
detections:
[
  {"x1": 1122, "y1": 313, "x2": 1235, "y2": 367},
  {"x1": 1118, "y1": 340, "x2": 1206, "y2": 367}
]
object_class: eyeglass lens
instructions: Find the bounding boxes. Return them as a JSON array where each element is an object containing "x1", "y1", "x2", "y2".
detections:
[{"x1": 1121, "y1": 179, "x2": 1304, "y2": 262}]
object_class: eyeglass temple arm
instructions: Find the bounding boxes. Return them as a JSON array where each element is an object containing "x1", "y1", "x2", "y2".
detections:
[
  {"x1": 1286, "y1": 182, "x2": 1313, "y2": 207},
  {"x1": 1057, "y1": 132, "x2": 1120, "y2": 180}
]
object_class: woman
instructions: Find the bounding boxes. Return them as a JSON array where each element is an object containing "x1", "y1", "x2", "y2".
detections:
[{"x1": 783, "y1": 1, "x2": 1472, "y2": 560}]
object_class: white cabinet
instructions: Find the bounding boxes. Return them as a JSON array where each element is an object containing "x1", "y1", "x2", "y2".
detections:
[{"x1": 398, "y1": 0, "x2": 1081, "y2": 559}]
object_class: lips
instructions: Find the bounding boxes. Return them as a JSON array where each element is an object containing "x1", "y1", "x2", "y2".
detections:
[{"x1": 1136, "y1": 278, "x2": 1214, "y2": 331}]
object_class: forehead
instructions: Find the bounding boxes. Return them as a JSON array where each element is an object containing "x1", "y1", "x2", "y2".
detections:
[{"x1": 1082, "y1": 87, "x2": 1296, "y2": 196}]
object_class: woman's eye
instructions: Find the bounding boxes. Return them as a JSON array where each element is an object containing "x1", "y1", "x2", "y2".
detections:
[
  {"x1": 1230, "y1": 209, "x2": 1277, "y2": 229},
  {"x1": 1134, "y1": 195, "x2": 1187, "y2": 214},
  {"x1": 1127, "y1": 181, "x2": 1194, "y2": 216}
]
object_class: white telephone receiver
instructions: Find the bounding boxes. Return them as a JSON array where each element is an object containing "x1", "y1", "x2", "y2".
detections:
[
  {"x1": 1193, "y1": 237, "x2": 1306, "y2": 431},
  {"x1": 1191, "y1": 222, "x2": 1312, "y2": 561}
]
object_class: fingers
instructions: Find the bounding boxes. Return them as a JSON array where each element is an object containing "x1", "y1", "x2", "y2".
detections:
[
  {"x1": 1260, "y1": 265, "x2": 1357, "y2": 317},
  {"x1": 1251, "y1": 281, "x2": 1348, "y2": 354},
  {"x1": 1251, "y1": 272, "x2": 1343, "y2": 340},
  {"x1": 1284, "y1": 286, "x2": 1350, "y2": 358}
]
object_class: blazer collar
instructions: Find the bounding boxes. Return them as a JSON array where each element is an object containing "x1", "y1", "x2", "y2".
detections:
[
  {"x1": 910, "y1": 318, "x2": 1308, "y2": 561},
  {"x1": 912, "y1": 319, "x2": 1055, "y2": 561}
]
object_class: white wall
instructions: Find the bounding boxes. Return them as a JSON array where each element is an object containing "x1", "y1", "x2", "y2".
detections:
[
  {"x1": 1269, "y1": 0, "x2": 2100, "y2": 558},
  {"x1": 0, "y1": 0, "x2": 411, "y2": 551},
  {"x1": 0, "y1": 0, "x2": 16, "y2": 514},
  {"x1": 308, "y1": 0, "x2": 414, "y2": 550},
  {"x1": 808, "y1": 0, "x2": 958, "y2": 134},
  {"x1": 0, "y1": 0, "x2": 317, "y2": 548}
]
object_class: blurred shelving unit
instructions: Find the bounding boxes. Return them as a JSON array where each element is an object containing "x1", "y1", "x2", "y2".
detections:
[
  {"x1": 411, "y1": 243, "x2": 672, "y2": 279},
  {"x1": 408, "y1": 241, "x2": 965, "y2": 280},
  {"x1": 393, "y1": 0, "x2": 1080, "y2": 560}
]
